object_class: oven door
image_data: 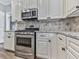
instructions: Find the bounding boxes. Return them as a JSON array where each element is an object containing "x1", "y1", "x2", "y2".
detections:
[{"x1": 15, "y1": 35, "x2": 35, "y2": 56}]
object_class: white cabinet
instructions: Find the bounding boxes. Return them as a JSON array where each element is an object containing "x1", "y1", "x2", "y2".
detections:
[
  {"x1": 66, "y1": 0, "x2": 79, "y2": 17},
  {"x1": 38, "y1": 0, "x2": 64, "y2": 20},
  {"x1": 38, "y1": 0, "x2": 49, "y2": 20},
  {"x1": 12, "y1": 0, "x2": 64, "y2": 21},
  {"x1": 48, "y1": 0, "x2": 64, "y2": 19},
  {"x1": 21, "y1": 0, "x2": 37, "y2": 10},
  {"x1": 12, "y1": 0, "x2": 37, "y2": 21},
  {"x1": 12, "y1": 0, "x2": 22, "y2": 21},
  {"x1": 36, "y1": 32, "x2": 57, "y2": 59},
  {"x1": 66, "y1": 37, "x2": 79, "y2": 59},
  {"x1": 36, "y1": 39, "x2": 49, "y2": 59},
  {"x1": 4, "y1": 32, "x2": 15, "y2": 51},
  {"x1": 57, "y1": 34, "x2": 66, "y2": 59},
  {"x1": 66, "y1": 50, "x2": 76, "y2": 59}
]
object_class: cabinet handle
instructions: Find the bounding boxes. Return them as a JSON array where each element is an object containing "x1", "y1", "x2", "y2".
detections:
[
  {"x1": 62, "y1": 48, "x2": 65, "y2": 51},
  {"x1": 59, "y1": 37, "x2": 62, "y2": 40},
  {"x1": 76, "y1": 6, "x2": 79, "y2": 8},
  {"x1": 49, "y1": 40, "x2": 51, "y2": 42},
  {"x1": 8, "y1": 36, "x2": 11, "y2": 38}
]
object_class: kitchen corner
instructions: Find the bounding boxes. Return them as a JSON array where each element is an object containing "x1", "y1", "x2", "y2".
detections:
[{"x1": 0, "y1": 0, "x2": 79, "y2": 59}]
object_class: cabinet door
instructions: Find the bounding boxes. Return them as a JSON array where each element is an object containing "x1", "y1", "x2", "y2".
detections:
[
  {"x1": 38, "y1": 0, "x2": 49, "y2": 20},
  {"x1": 56, "y1": 42, "x2": 66, "y2": 59},
  {"x1": 4, "y1": 32, "x2": 15, "y2": 51},
  {"x1": 56, "y1": 35, "x2": 66, "y2": 59},
  {"x1": 49, "y1": 0, "x2": 64, "y2": 18},
  {"x1": 67, "y1": 37, "x2": 79, "y2": 59},
  {"x1": 12, "y1": 0, "x2": 21, "y2": 21},
  {"x1": 9, "y1": 32, "x2": 15, "y2": 51},
  {"x1": 21, "y1": 0, "x2": 30, "y2": 9},
  {"x1": 67, "y1": 0, "x2": 77, "y2": 14},
  {"x1": 66, "y1": 50, "x2": 76, "y2": 59},
  {"x1": 4, "y1": 33, "x2": 11, "y2": 50},
  {"x1": 30, "y1": 0, "x2": 37, "y2": 8},
  {"x1": 36, "y1": 40, "x2": 50, "y2": 59},
  {"x1": 21, "y1": 0, "x2": 37, "y2": 10}
]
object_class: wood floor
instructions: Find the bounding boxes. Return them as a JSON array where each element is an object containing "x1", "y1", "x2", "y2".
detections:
[
  {"x1": 0, "y1": 43, "x2": 23, "y2": 59},
  {"x1": 0, "y1": 44, "x2": 41, "y2": 59},
  {"x1": 0, "y1": 48, "x2": 24, "y2": 59}
]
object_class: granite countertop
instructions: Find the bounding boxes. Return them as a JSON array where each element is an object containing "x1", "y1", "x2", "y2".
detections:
[
  {"x1": 36, "y1": 31, "x2": 79, "y2": 40},
  {"x1": 57, "y1": 32, "x2": 79, "y2": 40}
]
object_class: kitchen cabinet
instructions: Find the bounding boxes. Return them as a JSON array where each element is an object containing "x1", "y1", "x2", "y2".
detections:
[
  {"x1": 57, "y1": 34, "x2": 66, "y2": 59},
  {"x1": 21, "y1": 0, "x2": 37, "y2": 10},
  {"x1": 66, "y1": 0, "x2": 79, "y2": 17},
  {"x1": 12, "y1": 0, "x2": 21, "y2": 21},
  {"x1": 4, "y1": 32, "x2": 15, "y2": 51},
  {"x1": 48, "y1": 0, "x2": 64, "y2": 19},
  {"x1": 36, "y1": 40, "x2": 49, "y2": 59},
  {"x1": 66, "y1": 50, "x2": 76, "y2": 59},
  {"x1": 38, "y1": 0, "x2": 49, "y2": 20},
  {"x1": 12, "y1": 0, "x2": 37, "y2": 21},
  {"x1": 38, "y1": 0, "x2": 64, "y2": 20},
  {"x1": 12, "y1": 0, "x2": 64, "y2": 21},
  {"x1": 36, "y1": 32, "x2": 57, "y2": 59},
  {"x1": 66, "y1": 37, "x2": 79, "y2": 59}
]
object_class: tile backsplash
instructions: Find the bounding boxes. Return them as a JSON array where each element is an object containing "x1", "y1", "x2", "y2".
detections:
[{"x1": 16, "y1": 16, "x2": 79, "y2": 32}]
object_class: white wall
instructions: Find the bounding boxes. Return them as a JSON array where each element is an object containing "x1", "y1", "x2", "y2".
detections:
[
  {"x1": 0, "y1": 11, "x2": 5, "y2": 43},
  {"x1": 0, "y1": 3, "x2": 5, "y2": 12}
]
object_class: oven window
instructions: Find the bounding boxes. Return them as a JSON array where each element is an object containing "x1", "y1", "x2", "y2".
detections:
[{"x1": 16, "y1": 37, "x2": 31, "y2": 47}]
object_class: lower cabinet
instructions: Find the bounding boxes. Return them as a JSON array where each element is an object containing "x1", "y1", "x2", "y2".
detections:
[
  {"x1": 36, "y1": 32, "x2": 57, "y2": 59},
  {"x1": 36, "y1": 40, "x2": 50, "y2": 59},
  {"x1": 66, "y1": 50, "x2": 76, "y2": 59},
  {"x1": 36, "y1": 33, "x2": 79, "y2": 59},
  {"x1": 56, "y1": 43, "x2": 66, "y2": 59},
  {"x1": 66, "y1": 37, "x2": 79, "y2": 59},
  {"x1": 57, "y1": 34, "x2": 67, "y2": 59},
  {"x1": 4, "y1": 32, "x2": 15, "y2": 51}
]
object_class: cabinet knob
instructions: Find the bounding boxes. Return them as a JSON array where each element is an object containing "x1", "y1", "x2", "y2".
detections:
[
  {"x1": 49, "y1": 40, "x2": 51, "y2": 42},
  {"x1": 62, "y1": 48, "x2": 65, "y2": 51},
  {"x1": 59, "y1": 37, "x2": 62, "y2": 40},
  {"x1": 8, "y1": 36, "x2": 11, "y2": 38}
]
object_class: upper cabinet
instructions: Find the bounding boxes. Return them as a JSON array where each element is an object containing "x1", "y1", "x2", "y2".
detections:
[
  {"x1": 38, "y1": 0, "x2": 64, "y2": 20},
  {"x1": 12, "y1": 0, "x2": 21, "y2": 21},
  {"x1": 21, "y1": 0, "x2": 37, "y2": 10},
  {"x1": 12, "y1": 0, "x2": 37, "y2": 21},
  {"x1": 12, "y1": 0, "x2": 65, "y2": 21},
  {"x1": 65, "y1": 0, "x2": 79, "y2": 17},
  {"x1": 48, "y1": 0, "x2": 64, "y2": 19},
  {"x1": 38, "y1": 0, "x2": 49, "y2": 20}
]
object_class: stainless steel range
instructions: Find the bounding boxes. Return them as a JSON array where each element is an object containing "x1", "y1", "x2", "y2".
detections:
[{"x1": 15, "y1": 28, "x2": 39, "y2": 59}]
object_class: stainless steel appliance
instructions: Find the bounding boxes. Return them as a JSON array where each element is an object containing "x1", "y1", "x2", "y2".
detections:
[
  {"x1": 21, "y1": 8, "x2": 38, "y2": 20},
  {"x1": 15, "y1": 28, "x2": 39, "y2": 59}
]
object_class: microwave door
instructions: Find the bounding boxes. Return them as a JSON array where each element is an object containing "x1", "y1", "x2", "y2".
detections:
[{"x1": 22, "y1": 12, "x2": 31, "y2": 18}]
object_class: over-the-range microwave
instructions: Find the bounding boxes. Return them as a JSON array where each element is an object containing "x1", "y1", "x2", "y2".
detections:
[{"x1": 21, "y1": 8, "x2": 38, "y2": 20}]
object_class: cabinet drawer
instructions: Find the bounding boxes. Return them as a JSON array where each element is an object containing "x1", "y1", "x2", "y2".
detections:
[
  {"x1": 67, "y1": 37, "x2": 79, "y2": 58},
  {"x1": 36, "y1": 33, "x2": 49, "y2": 38},
  {"x1": 5, "y1": 32, "x2": 15, "y2": 38},
  {"x1": 37, "y1": 39, "x2": 48, "y2": 42},
  {"x1": 57, "y1": 42, "x2": 66, "y2": 54},
  {"x1": 57, "y1": 34, "x2": 66, "y2": 45},
  {"x1": 56, "y1": 42, "x2": 66, "y2": 59},
  {"x1": 36, "y1": 33, "x2": 54, "y2": 39}
]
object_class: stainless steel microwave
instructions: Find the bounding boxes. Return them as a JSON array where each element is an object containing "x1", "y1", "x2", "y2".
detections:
[{"x1": 21, "y1": 8, "x2": 38, "y2": 20}]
